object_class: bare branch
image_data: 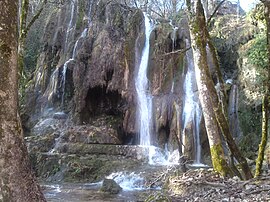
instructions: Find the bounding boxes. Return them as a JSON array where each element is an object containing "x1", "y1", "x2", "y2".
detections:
[
  {"x1": 162, "y1": 47, "x2": 191, "y2": 57},
  {"x1": 24, "y1": 0, "x2": 47, "y2": 37},
  {"x1": 207, "y1": 0, "x2": 226, "y2": 25}
]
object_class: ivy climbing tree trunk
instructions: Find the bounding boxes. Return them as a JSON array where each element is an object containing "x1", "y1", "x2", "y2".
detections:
[
  {"x1": 187, "y1": 0, "x2": 232, "y2": 177},
  {"x1": 255, "y1": 0, "x2": 270, "y2": 178},
  {"x1": 0, "y1": 1, "x2": 46, "y2": 201}
]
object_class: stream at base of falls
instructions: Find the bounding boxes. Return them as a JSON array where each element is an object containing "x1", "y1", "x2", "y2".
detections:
[
  {"x1": 43, "y1": 182, "x2": 158, "y2": 202},
  {"x1": 42, "y1": 165, "x2": 168, "y2": 202}
]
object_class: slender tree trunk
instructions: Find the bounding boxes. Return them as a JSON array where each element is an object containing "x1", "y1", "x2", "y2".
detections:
[
  {"x1": 0, "y1": 1, "x2": 46, "y2": 201},
  {"x1": 255, "y1": 1, "x2": 270, "y2": 177},
  {"x1": 187, "y1": 0, "x2": 232, "y2": 176},
  {"x1": 19, "y1": 0, "x2": 29, "y2": 74},
  {"x1": 19, "y1": 0, "x2": 47, "y2": 73},
  {"x1": 255, "y1": 95, "x2": 268, "y2": 177},
  {"x1": 206, "y1": 33, "x2": 228, "y2": 116}
]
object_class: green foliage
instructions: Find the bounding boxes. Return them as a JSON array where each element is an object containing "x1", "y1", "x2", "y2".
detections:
[
  {"x1": 238, "y1": 91, "x2": 262, "y2": 159},
  {"x1": 248, "y1": 3, "x2": 265, "y2": 25},
  {"x1": 247, "y1": 34, "x2": 268, "y2": 70}
]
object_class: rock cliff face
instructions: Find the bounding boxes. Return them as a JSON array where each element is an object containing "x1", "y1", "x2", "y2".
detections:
[{"x1": 23, "y1": 0, "x2": 209, "y2": 167}]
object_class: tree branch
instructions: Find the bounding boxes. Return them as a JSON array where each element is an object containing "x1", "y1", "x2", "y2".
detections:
[
  {"x1": 24, "y1": 0, "x2": 47, "y2": 37},
  {"x1": 162, "y1": 47, "x2": 191, "y2": 57},
  {"x1": 207, "y1": 0, "x2": 226, "y2": 25}
]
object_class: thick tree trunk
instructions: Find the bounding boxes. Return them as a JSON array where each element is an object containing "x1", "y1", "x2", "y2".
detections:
[
  {"x1": 255, "y1": 1, "x2": 270, "y2": 178},
  {"x1": 187, "y1": 0, "x2": 232, "y2": 176},
  {"x1": 191, "y1": 1, "x2": 252, "y2": 179},
  {"x1": 0, "y1": 1, "x2": 46, "y2": 201},
  {"x1": 188, "y1": 0, "x2": 253, "y2": 180}
]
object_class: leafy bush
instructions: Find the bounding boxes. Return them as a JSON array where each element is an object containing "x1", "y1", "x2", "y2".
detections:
[{"x1": 247, "y1": 34, "x2": 268, "y2": 69}]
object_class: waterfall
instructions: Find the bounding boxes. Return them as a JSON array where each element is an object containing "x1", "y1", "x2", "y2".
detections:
[
  {"x1": 59, "y1": 1, "x2": 92, "y2": 108},
  {"x1": 43, "y1": 68, "x2": 60, "y2": 105},
  {"x1": 182, "y1": 40, "x2": 203, "y2": 165},
  {"x1": 135, "y1": 14, "x2": 179, "y2": 165},
  {"x1": 64, "y1": 0, "x2": 77, "y2": 54},
  {"x1": 194, "y1": 103, "x2": 202, "y2": 164},
  {"x1": 228, "y1": 84, "x2": 241, "y2": 138},
  {"x1": 135, "y1": 13, "x2": 154, "y2": 146},
  {"x1": 72, "y1": 29, "x2": 88, "y2": 59},
  {"x1": 170, "y1": 21, "x2": 178, "y2": 51},
  {"x1": 60, "y1": 58, "x2": 73, "y2": 107}
]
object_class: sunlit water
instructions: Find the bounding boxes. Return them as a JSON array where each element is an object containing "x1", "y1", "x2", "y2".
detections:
[{"x1": 135, "y1": 13, "x2": 154, "y2": 147}]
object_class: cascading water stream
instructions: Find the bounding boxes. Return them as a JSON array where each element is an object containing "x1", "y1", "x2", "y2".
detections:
[
  {"x1": 47, "y1": 2, "x2": 94, "y2": 154},
  {"x1": 228, "y1": 83, "x2": 241, "y2": 138},
  {"x1": 60, "y1": 2, "x2": 92, "y2": 108},
  {"x1": 194, "y1": 103, "x2": 202, "y2": 164},
  {"x1": 43, "y1": 68, "x2": 60, "y2": 105},
  {"x1": 135, "y1": 13, "x2": 154, "y2": 147},
  {"x1": 72, "y1": 29, "x2": 88, "y2": 59},
  {"x1": 182, "y1": 40, "x2": 203, "y2": 165},
  {"x1": 64, "y1": 0, "x2": 77, "y2": 54},
  {"x1": 60, "y1": 29, "x2": 88, "y2": 107},
  {"x1": 170, "y1": 21, "x2": 178, "y2": 51}
]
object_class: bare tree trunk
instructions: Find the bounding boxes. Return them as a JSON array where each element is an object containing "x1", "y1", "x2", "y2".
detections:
[
  {"x1": 187, "y1": 0, "x2": 232, "y2": 177},
  {"x1": 0, "y1": 1, "x2": 46, "y2": 201},
  {"x1": 255, "y1": 0, "x2": 270, "y2": 178}
]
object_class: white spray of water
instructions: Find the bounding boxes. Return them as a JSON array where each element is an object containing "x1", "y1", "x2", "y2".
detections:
[{"x1": 106, "y1": 172, "x2": 146, "y2": 191}]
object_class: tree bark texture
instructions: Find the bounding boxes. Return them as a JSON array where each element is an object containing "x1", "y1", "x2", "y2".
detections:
[
  {"x1": 0, "y1": 1, "x2": 46, "y2": 201},
  {"x1": 187, "y1": 0, "x2": 232, "y2": 177}
]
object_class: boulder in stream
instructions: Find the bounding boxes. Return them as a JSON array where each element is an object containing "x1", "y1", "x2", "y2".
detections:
[{"x1": 100, "y1": 178, "x2": 122, "y2": 194}]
